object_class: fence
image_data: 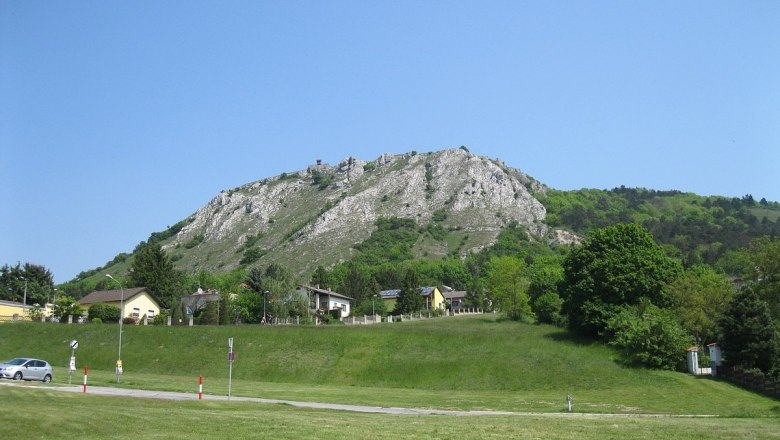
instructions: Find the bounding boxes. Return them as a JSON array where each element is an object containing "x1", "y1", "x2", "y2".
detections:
[
  {"x1": 3, "y1": 308, "x2": 486, "y2": 327},
  {"x1": 0, "y1": 314, "x2": 80, "y2": 323},
  {"x1": 718, "y1": 365, "x2": 780, "y2": 399},
  {"x1": 342, "y1": 308, "x2": 485, "y2": 325}
]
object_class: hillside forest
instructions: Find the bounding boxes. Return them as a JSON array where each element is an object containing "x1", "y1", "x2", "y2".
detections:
[{"x1": 2, "y1": 187, "x2": 779, "y2": 378}]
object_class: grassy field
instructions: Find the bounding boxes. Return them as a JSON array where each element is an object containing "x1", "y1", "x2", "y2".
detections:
[
  {"x1": 1, "y1": 315, "x2": 779, "y2": 438},
  {"x1": 2, "y1": 386, "x2": 780, "y2": 440}
]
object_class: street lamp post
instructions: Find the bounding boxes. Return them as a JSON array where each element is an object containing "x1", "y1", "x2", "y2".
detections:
[
  {"x1": 22, "y1": 279, "x2": 27, "y2": 320},
  {"x1": 51, "y1": 288, "x2": 58, "y2": 320},
  {"x1": 106, "y1": 274, "x2": 125, "y2": 383},
  {"x1": 263, "y1": 291, "x2": 268, "y2": 324}
]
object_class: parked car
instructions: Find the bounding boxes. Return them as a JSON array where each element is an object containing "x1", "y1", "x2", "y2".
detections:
[{"x1": 0, "y1": 358, "x2": 53, "y2": 382}]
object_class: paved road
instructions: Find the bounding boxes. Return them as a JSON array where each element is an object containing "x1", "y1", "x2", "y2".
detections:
[{"x1": 2, "y1": 381, "x2": 715, "y2": 418}]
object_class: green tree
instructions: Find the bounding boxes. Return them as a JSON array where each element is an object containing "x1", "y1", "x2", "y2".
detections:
[
  {"x1": 394, "y1": 268, "x2": 424, "y2": 314},
  {"x1": 0, "y1": 262, "x2": 54, "y2": 305},
  {"x1": 342, "y1": 262, "x2": 371, "y2": 308},
  {"x1": 310, "y1": 265, "x2": 331, "y2": 289},
  {"x1": 170, "y1": 298, "x2": 185, "y2": 325},
  {"x1": 439, "y1": 258, "x2": 472, "y2": 291},
  {"x1": 53, "y1": 295, "x2": 84, "y2": 321},
  {"x1": 464, "y1": 277, "x2": 489, "y2": 310},
  {"x1": 354, "y1": 279, "x2": 387, "y2": 316},
  {"x1": 719, "y1": 287, "x2": 779, "y2": 373},
  {"x1": 491, "y1": 221, "x2": 530, "y2": 257},
  {"x1": 485, "y1": 256, "x2": 532, "y2": 321},
  {"x1": 562, "y1": 223, "x2": 683, "y2": 338},
  {"x1": 240, "y1": 267, "x2": 266, "y2": 323},
  {"x1": 0, "y1": 263, "x2": 25, "y2": 302},
  {"x1": 219, "y1": 297, "x2": 230, "y2": 325},
  {"x1": 129, "y1": 243, "x2": 183, "y2": 308},
  {"x1": 199, "y1": 300, "x2": 220, "y2": 325},
  {"x1": 241, "y1": 264, "x2": 303, "y2": 322},
  {"x1": 526, "y1": 256, "x2": 564, "y2": 302},
  {"x1": 745, "y1": 236, "x2": 780, "y2": 319},
  {"x1": 667, "y1": 265, "x2": 733, "y2": 346}
]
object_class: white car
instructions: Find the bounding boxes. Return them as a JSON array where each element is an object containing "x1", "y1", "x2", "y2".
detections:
[{"x1": 0, "y1": 358, "x2": 53, "y2": 382}]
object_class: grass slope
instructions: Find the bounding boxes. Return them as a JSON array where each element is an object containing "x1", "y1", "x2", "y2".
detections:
[{"x1": 1, "y1": 315, "x2": 778, "y2": 417}]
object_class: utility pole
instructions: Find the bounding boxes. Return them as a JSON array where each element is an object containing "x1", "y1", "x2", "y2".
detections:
[{"x1": 22, "y1": 278, "x2": 27, "y2": 320}]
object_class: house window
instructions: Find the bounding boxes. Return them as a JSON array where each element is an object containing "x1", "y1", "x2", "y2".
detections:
[
  {"x1": 341, "y1": 304, "x2": 347, "y2": 312},
  {"x1": 132, "y1": 308, "x2": 140, "y2": 319},
  {"x1": 147, "y1": 310, "x2": 155, "y2": 323}
]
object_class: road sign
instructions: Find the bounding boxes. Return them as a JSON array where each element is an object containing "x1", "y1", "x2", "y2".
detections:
[
  {"x1": 69, "y1": 356, "x2": 76, "y2": 372},
  {"x1": 70, "y1": 340, "x2": 79, "y2": 350}
]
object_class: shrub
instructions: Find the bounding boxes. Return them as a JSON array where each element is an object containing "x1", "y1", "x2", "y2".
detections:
[
  {"x1": 91, "y1": 317, "x2": 102, "y2": 324},
  {"x1": 320, "y1": 312, "x2": 343, "y2": 325},
  {"x1": 240, "y1": 248, "x2": 264, "y2": 265},
  {"x1": 87, "y1": 303, "x2": 120, "y2": 323},
  {"x1": 184, "y1": 234, "x2": 204, "y2": 249},
  {"x1": 607, "y1": 303, "x2": 691, "y2": 370},
  {"x1": 533, "y1": 292, "x2": 563, "y2": 325},
  {"x1": 153, "y1": 310, "x2": 170, "y2": 325}
]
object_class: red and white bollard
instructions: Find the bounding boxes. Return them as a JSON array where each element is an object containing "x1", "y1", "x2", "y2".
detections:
[
  {"x1": 83, "y1": 366, "x2": 88, "y2": 393},
  {"x1": 198, "y1": 375, "x2": 203, "y2": 400}
]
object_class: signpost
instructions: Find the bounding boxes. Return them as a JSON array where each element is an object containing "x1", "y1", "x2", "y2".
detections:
[
  {"x1": 227, "y1": 337, "x2": 234, "y2": 400},
  {"x1": 68, "y1": 340, "x2": 78, "y2": 384}
]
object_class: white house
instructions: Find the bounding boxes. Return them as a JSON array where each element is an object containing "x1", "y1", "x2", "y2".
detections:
[{"x1": 300, "y1": 285, "x2": 352, "y2": 318}]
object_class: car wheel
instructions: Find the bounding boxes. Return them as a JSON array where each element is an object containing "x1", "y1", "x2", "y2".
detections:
[
  {"x1": 43, "y1": 374, "x2": 52, "y2": 383},
  {"x1": 13, "y1": 372, "x2": 22, "y2": 380}
]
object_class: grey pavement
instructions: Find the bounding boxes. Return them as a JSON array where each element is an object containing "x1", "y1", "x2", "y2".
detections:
[{"x1": 1, "y1": 381, "x2": 715, "y2": 418}]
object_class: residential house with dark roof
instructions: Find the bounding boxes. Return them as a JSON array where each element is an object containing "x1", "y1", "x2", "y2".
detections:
[
  {"x1": 300, "y1": 285, "x2": 352, "y2": 318},
  {"x1": 79, "y1": 287, "x2": 162, "y2": 324},
  {"x1": 442, "y1": 289, "x2": 468, "y2": 312}
]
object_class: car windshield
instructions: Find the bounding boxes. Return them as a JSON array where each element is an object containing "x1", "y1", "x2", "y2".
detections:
[{"x1": 5, "y1": 358, "x2": 28, "y2": 366}]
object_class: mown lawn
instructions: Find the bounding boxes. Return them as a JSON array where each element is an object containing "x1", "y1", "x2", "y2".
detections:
[{"x1": 2, "y1": 387, "x2": 779, "y2": 440}]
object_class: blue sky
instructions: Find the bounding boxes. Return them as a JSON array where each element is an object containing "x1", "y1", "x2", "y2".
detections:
[{"x1": 2, "y1": 1, "x2": 779, "y2": 283}]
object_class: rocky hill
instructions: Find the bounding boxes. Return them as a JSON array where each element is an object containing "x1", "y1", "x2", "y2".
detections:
[{"x1": 159, "y1": 148, "x2": 556, "y2": 277}]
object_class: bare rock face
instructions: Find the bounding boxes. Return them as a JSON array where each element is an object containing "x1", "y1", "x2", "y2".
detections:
[
  {"x1": 548, "y1": 229, "x2": 583, "y2": 247},
  {"x1": 163, "y1": 148, "x2": 552, "y2": 275}
]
